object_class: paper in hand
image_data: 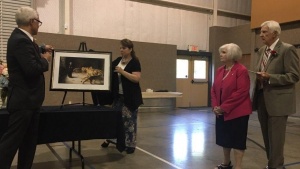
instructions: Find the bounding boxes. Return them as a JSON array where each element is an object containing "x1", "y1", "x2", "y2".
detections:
[{"x1": 248, "y1": 70, "x2": 257, "y2": 74}]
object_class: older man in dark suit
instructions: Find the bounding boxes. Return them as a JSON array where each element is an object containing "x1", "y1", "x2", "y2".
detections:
[
  {"x1": 0, "y1": 6, "x2": 52, "y2": 169},
  {"x1": 252, "y1": 20, "x2": 300, "y2": 169}
]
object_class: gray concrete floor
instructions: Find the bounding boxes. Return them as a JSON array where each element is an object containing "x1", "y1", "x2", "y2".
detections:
[{"x1": 11, "y1": 108, "x2": 300, "y2": 169}]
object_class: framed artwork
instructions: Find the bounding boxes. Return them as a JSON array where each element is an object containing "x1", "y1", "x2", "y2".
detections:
[{"x1": 50, "y1": 50, "x2": 111, "y2": 91}]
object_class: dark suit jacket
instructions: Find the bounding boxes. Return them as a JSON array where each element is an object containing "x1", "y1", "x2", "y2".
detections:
[
  {"x1": 252, "y1": 41, "x2": 300, "y2": 116},
  {"x1": 111, "y1": 57, "x2": 143, "y2": 111},
  {"x1": 6, "y1": 28, "x2": 49, "y2": 110}
]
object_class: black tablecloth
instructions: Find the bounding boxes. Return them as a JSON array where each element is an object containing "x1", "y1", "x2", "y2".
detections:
[{"x1": 0, "y1": 105, "x2": 125, "y2": 151}]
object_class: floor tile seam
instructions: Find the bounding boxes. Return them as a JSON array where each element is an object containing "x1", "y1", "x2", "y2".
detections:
[
  {"x1": 246, "y1": 137, "x2": 300, "y2": 168},
  {"x1": 45, "y1": 143, "x2": 69, "y2": 168},
  {"x1": 241, "y1": 120, "x2": 300, "y2": 130},
  {"x1": 248, "y1": 124, "x2": 300, "y2": 136},
  {"x1": 284, "y1": 130, "x2": 300, "y2": 137},
  {"x1": 284, "y1": 161, "x2": 300, "y2": 168},
  {"x1": 248, "y1": 124, "x2": 264, "y2": 129},
  {"x1": 46, "y1": 142, "x2": 96, "y2": 169},
  {"x1": 138, "y1": 121, "x2": 215, "y2": 128},
  {"x1": 287, "y1": 124, "x2": 300, "y2": 129},
  {"x1": 246, "y1": 137, "x2": 266, "y2": 151},
  {"x1": 289, "y1": 116, "x2": 300, "y2": 120},
  {"x1": 135, "y1": 146, "x2": 183, "y2": 169}
]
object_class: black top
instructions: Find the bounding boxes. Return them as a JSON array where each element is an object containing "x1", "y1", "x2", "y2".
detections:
[{"x1": 111, "y1": 57, "x2": 143, "y2": 111}]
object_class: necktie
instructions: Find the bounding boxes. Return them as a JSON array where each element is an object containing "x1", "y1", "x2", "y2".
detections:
[
  {"x1": 260, "y1": 48, "x2": 271, "y2": 71},
  {"x1": 258, "y1": 48, "x2": 270, "y2": 89},
  {"x1": 32, "y1": 40, "x2": 42, "y2": 59},
  {"x1": 32, "y1": 39, "x2": 40, "y2": 52}
]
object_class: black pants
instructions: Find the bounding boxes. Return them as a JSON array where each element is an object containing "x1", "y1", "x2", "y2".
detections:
[{"x1": 0, "y1": 109, "x2": 40, "y2": 169}]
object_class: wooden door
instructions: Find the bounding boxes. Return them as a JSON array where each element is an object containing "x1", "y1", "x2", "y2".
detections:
[{"x1": 176, "y1": 56, "x2": 209, "y2": 107}]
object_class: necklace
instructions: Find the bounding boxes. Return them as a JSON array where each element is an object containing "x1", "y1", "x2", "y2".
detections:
[
  {"x1": 222, "y1": 65, "x2": 233, "y2": 80},
  {"x1": 121, "y1": 57, "x2": 132, "y2": 65},
  {"x1": 225, "y1": 64, "x2": 233, "y2": 70}
]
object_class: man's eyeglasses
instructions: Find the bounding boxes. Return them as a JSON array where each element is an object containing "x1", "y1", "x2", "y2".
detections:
[{"x1": 33, "y1": 19, "x2": 42, "y2": 26}]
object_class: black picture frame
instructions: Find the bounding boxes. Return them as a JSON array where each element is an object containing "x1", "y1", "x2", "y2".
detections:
[{"x1": 50, "y1": 50, "x2": 112, "y2": 91}]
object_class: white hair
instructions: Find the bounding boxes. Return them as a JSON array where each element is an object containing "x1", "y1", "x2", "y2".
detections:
[
  {"x1": 15, "y1": 6, "x2": 38, "y2": 26},
  {"x1": 219, "y1": 43, "x2": 242, "y2": 61},
  {"x1": 261, "y1": 20, "x2": 281, "y2": 36}
]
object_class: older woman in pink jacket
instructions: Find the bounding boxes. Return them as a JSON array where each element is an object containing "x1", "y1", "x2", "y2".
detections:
[{"x1": 211, "y1": 43, "x2": 252, "y2": 169}]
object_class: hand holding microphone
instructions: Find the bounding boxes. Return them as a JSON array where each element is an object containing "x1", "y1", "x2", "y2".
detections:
[{"x1": 41, "y1": 44, "x2": 54, "y2": 62}]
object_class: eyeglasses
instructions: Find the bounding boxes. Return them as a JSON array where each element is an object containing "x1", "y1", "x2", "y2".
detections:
[{"x1": 33, "y1": 18, "x2": 42, "y2": 26}]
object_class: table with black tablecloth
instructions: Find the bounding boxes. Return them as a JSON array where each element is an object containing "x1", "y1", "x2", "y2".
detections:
[{"x1": 0, "y1": 105, "x2": 125, "y2": 167}]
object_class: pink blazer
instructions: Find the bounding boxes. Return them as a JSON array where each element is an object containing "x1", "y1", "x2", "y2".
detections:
[{"x1": 211, "y1": 62, "x2": 252, "y2": 121}]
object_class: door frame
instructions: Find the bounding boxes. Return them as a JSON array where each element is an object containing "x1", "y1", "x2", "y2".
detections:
[{"x1": 176, "y1": 50, "x2": 212, "y2": 107}]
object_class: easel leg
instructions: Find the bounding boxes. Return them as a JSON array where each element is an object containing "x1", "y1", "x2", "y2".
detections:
[
  {"x1": 60, "y1": 91, "x2": 67, "y2": 109},
  {"x1": 82, "y1": 92, "x2": 85, "y2": 106}
]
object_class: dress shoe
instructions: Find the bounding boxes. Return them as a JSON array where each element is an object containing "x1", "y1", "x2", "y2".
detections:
[
  {"x1": 101, "y1": 139, "x2": 115, "y2": 148},
  {"x1": 125, "y1": 147, "x2": 135, "y2": 154},
  {"x1": 101, "y1": 141, "x2": 110, "y2": 148}
]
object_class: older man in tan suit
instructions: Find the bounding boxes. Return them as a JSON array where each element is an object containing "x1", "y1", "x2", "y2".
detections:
[{"x1": 252, "y1": 20, "x2": 300, "y2": 169}]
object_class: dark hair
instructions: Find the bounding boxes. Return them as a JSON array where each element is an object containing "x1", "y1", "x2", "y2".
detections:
[{"x1": 120, "y1": 38, "x2": 138, "y2": 60}]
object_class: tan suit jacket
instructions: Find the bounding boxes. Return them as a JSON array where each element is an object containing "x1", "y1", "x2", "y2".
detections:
[{"x1": 252, "y1": 41, "x2": 300, "y2": 116}]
